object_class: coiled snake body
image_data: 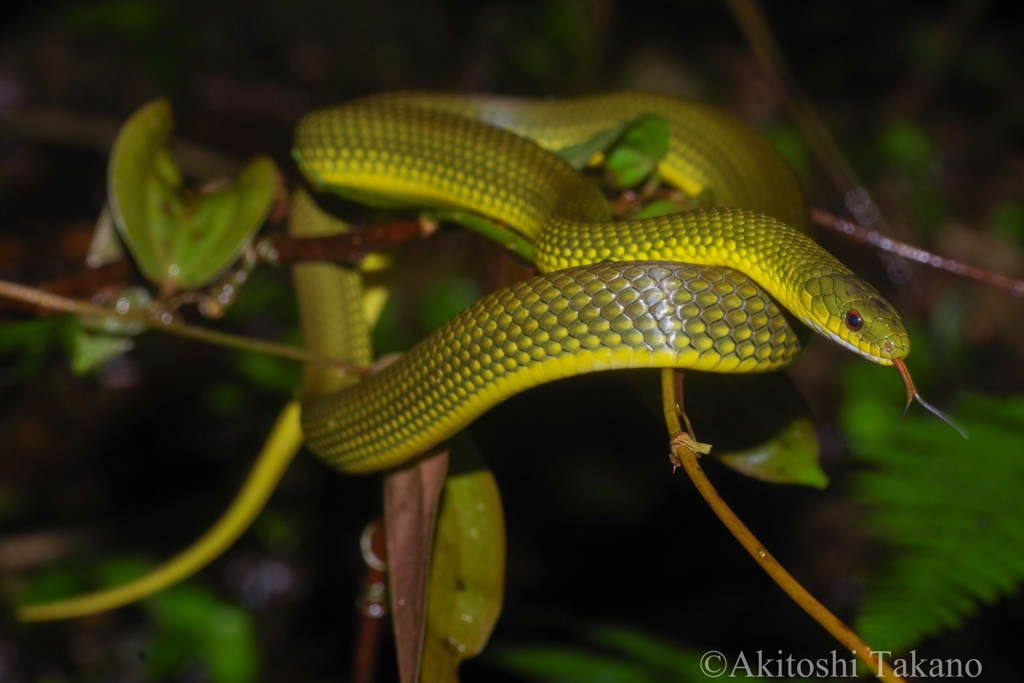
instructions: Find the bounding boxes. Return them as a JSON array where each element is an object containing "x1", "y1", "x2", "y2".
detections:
[
  {"x1": 292, "y1": 92, "x2": 911, "y2": 474},
  {"x1": 16, "y1": 91, "x2": 934, "y2": 623}
]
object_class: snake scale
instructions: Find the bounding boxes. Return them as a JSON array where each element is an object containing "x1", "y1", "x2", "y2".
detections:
[{"x1": 291, "y1": 92, "x2": 912, "y2": 474}]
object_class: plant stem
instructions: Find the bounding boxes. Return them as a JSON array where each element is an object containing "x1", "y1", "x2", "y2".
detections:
[
  {"x1": 0, "y1": 278, "x2": 369, "y2": 376},
  {"x1": 660, "y1": 368, "x2": 903, "y2": 682},
  {"x1": 813, "y1": 208, "x2": 1024, "y2": 296}
]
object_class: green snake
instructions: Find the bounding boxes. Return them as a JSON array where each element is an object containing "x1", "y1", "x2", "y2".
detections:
[
  {"x1": 291, "y1": 91, "x2": 914, "y2": 474},
  {"x1": 19, "y1": 90, "x2": 938, "y2": 622}
]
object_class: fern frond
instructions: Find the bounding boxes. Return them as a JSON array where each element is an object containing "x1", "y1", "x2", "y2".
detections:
[{"x1": 841, "y1": 363, "x2": 1024, "y2": 653}]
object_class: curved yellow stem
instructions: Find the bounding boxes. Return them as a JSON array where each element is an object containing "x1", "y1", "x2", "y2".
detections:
[
  {"x1": 18, "y1": 401, "x2": 303, "y2": 622},
  {"x1": 661, "y1": 369, "x2": 902, "y2": 682}
]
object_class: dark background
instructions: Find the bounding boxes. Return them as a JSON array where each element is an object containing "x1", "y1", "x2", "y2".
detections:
[{"x1": 1, "y1": 1, "x2": 1023, "y2": 680}]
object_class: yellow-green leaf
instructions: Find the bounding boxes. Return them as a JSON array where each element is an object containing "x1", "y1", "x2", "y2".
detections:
[
  {"x1": 71, "y1": 328, "x2": 134, "y2": 375},
  {"x1": 678, "y1": 373, "x2": 823, "y2": 488},
  {"x1": 554, "y1": 119, "x2": 634, "y2": 170},
  {"x1": 715, "y1": 417, "x2": 827, "y2": 489},
  {"x1": 108, "y1": 98, "x2": 277, "y2": 292},
  {"x1": 171, "y1": 156, "x2": 277, "y2": 289},
  {"x1": 421, "y1": 447, "x2": 506, "y2": 682},
  {"x1": 108, "y1": 98, "x2": 178, "y2": 284}
]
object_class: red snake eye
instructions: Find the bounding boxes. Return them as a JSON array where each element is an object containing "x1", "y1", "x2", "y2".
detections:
[{"x1": 845, "y1": 309, "x2": 864, "y2": 331}]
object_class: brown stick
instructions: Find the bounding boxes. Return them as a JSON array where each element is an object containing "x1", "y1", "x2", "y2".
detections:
[
  {"x1": 264, "y1": 219, "x2": 436, "y2": 265},
  {"x1": 351, "y1": 519, "x2": 389, "y2": 683},
  {"x1": 813, "y1": 208, "x2": 1024, "y2": 296}
]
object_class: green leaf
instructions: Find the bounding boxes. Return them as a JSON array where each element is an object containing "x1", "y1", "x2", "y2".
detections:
[
  {"x1": 766, "y1": 126, "x2": 811, "y2": 182},
  {"x1": 71, "y1": 328, "x2": 134, "y2": 375},
  {"x1": 147, "y1": 582, "x2": 259, "y2": 683},
  {"x1": 0, "y1": 317, "x2": 74, "y2": 384},
  {"x1": 679, "y1": 373, "x2": 822, "y2": 487},
  {"x1": 990, "y1": 201, "x2": 1024, "y2": 243},
  {"x1": 491, "y1": 623, "x2": 817, "y2": 682},
  {"x1": 554, "y1": 120, "x2": 635, "y2": 170},
  {"x1": 417, "y1": 275, "x2": 483, "y2": 332},
  {"x1": 18, "y1": 566, "x2": 83, "y2": 606},
  {"x1": 582, "y1": 624, "x2": 706, "y2": 677},
  {"x1": 842, "y1": 362, "x2": 1024, "y2": 652},
  {"x1": 108, "y1": 98, "x2": 177, "y2": 283},
  {"x1": 603, "y1": 114, "x2": 669, "y2": 189},
  {"x1": 716, "y1": 418, "x2": 827, "y2": 489},
  {"x1": 876, "y1": 120, "x2": 933, "y2": 176},
  {"x1": 173, "y1": 156, "x2": 278, "y2": 289},
  {"x1": 552, "y1": 114, "x2": 669, "y2": 190},
  {"x1": 422, "y1": 208, "x2": 535, "y2": 262},
  {"x1": 233, "y1": 349, "x2": 302, "y2": 396},
  {"x1": 632, "y1": 198, "x2": 684, "y2": 220},
  {"x1": 87, "y1": 207, "x2": 126, "y2": 267},
  {"x1": 108, "y1": 98, "x2": 277, "y2": 292},
  {"x1": 199, "y1": 605, "x2": 260, "y2": 683},
  {"x1": 421, "y1": 446, "x2": 506, "y2": 681}
]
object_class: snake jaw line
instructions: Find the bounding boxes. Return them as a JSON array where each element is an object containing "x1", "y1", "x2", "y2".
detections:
[
  {"x1": 893, "y1": 358, "x2": 967, "y2": 439},
  {"x1": 806, "y1": 318, "x2": 883, "y2": 363}
]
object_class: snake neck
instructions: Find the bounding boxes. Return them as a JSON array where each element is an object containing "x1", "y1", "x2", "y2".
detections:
[{"x1": 535, "y1": 208, "x2": 841, "y2": 329}]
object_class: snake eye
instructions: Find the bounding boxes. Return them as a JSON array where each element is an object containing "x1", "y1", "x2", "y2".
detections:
[{"x1": 845, "y1": 309, "x2": 864, "y2": 332}]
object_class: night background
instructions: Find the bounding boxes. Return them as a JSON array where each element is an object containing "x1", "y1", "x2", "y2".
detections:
[{"x1": 2, "y1": 1, "x2": 1024, "y2": 681}]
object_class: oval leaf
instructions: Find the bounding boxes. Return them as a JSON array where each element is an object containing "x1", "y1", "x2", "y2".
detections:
[
  {"x1": 716, "y1": 417, "x2": 827, "y2": 488},
  {"x1": 421, "y1": 447, "x2": 506, "y2": 681},
  {"x1": 108, "y1": 98, "x2": 181, "y2": 286},
  {"x1": 172, "y1": 156, "x2": 277, "y2": 290}
]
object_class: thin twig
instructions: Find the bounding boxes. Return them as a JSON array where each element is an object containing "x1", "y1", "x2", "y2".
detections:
[
  {"x1": 0, "y1": 278, "x2": 370, "y2": 376},
  {"x1": 725, "y1": 0, "x2": 873, "y2": 208},
  {"x1": 813, "y1": 208, "x2": 1024, "y2": 296},
  {"x1": 0, "y1": 261, "x2": 130, "y2": 313},
  {"x1": 352, "y1": 519, "x2": 388, "y2": 683},
  {"x1": 660, "y1": 369, "x2": 903, "y2": 682}
]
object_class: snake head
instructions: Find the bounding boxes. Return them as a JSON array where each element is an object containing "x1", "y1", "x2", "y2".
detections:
[
  {"x1": 807, "y1": 273, "x2": 910, "y2": 365},
  {"x1": 808, "y1": 274, "x2": 966, "y2": 437}
]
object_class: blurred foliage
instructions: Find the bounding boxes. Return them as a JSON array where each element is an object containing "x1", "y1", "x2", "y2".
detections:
[
  {"x1": 843, "y1": 359, "x2": 1024, "y2": 653},
  {"x1": 0, "y1": 317, "x2": 74, "y2": 387},
  {"x1": 60, "y1": 0, "x2": 198, "y2": 87},
  {"x1": 22, "y1": 557, "x2": 259, "y2": 682},
  {"x1": 71, "y1": 325, "x2": 133, "y2": 375},
  {"x1": 552, "y1": 114, "x2": 669, "y2": 189},
  {"x1": 602, "y1": 115, "x2": 669, "y2": 190},
  {"x1": 990, "y1": 201, "x2": 1024, "y2": 243},
  {"x1": 874, "y1": 121, "x2": 944, "y2": 234},
  {"x1": 766, "y1": 126, "x2": 812, "y2": 184},
  {"x1": 489, "y1": 622, "x2": 810, "y2": 682}
]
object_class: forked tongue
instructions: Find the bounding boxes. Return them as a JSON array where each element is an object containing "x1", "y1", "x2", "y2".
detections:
[{"x1": 893, "y1": 358, "x2": 967, "y2": 439}]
